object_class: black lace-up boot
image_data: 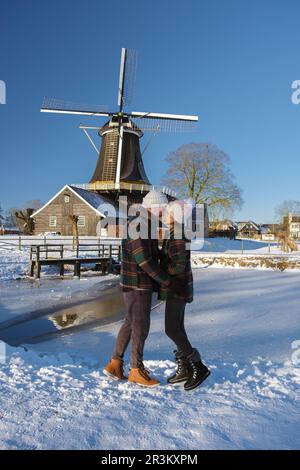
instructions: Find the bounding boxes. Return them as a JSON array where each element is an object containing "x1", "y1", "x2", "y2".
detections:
[
  {"x1": 167, "y1": 351, "x2": 190, "y2": 384},
  {"x1": 184, "y1": 350, "x2": 211, "y2": 391}
]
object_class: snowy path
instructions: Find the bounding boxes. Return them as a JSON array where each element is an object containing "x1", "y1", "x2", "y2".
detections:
[{"x1": 0, "y1": 268, "x2": 299, "y2": 449}]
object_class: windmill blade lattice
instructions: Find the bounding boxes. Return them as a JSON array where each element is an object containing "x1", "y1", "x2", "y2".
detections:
[
  {"x1": 131, "y1": 116, "x2": 198, "y2": 132},
  {"x1": 122, "y1": 49, "x2": 138, "y2": 108},
  {"x1": 42, "y1": 97, "x2": 109, "y2": 115}
]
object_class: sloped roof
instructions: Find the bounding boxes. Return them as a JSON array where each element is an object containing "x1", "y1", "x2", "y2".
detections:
[
  {"x1": 236, "y1": 221, "x2": 261, "y2": 232},
  {"x1": 70, "y1": 186, "x2": 122, "y2": 217},
  {"x1": 31, "y1": 185, "x2": 125, "y2": 218},
  {"x1": 209, "y1": 219, "x2": 238, "y2": 230}
]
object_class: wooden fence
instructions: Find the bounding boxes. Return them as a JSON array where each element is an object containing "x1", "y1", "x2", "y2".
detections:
[{"x1": 0, "y1": 235, "x2": 121, "y2": 251}]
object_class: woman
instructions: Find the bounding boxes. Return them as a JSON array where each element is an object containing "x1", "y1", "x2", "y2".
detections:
[{"x1": 159, "y1": 202, "x2": 210, "y2": 391}]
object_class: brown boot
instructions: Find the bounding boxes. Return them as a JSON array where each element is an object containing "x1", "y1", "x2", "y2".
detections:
[
  {"x1": 128, "y1": 364, "x2": 160, "y2": 388},
  {"x1": 104, "y1": 358, "x2": 127, "y2": 380}
]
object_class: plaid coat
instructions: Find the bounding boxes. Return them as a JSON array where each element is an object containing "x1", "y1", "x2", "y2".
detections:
[
  {"x1": 158, "y1": 232, "x2": 193, "y2": 303},
  {"x1": 120, "y1": 218, "x2": 171, "y2": 292}
]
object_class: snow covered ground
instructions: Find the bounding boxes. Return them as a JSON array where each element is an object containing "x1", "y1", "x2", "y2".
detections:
[
  {"x1": 0, "y1": 268, "x2": 299, "y2": 450},
  {"x1": 0, "y1": 239, "x2": 119, "y2": 281},
  {"x1": 0, "y1": 238, "x2": 299, "y2": 449},
  {"x1": 0, "y1": 245, "x2": 29, "y2": 281}
]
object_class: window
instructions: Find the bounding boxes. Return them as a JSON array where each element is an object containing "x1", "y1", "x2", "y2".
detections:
[
  {"x1": 64, "y1": 194, "x2": 70, "y2": 203},
  {"x1": 49, "y1": 216, "x2": 57, "y2": 228},
  {"x1": 77, "y1": 216, "x2": 86, "y2": 227}
]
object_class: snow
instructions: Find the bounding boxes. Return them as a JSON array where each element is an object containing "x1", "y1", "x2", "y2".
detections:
[
  {"x1": 0, "y1": 268, "x2": 300, "y2": 450},
  {"x1": 0, "y1": 245, "x2": 29, "y2": 280},
  {"x1": 0, "y1": 238, "x2": 299, "y2": 449},
  {"x1": 192, "y1": 236, "x2": 298, "y2": 254},
  {"x1": 0, "y1": 238, "x2": 120, "y2": 281}
]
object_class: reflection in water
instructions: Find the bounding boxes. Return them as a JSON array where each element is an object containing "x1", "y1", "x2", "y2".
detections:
[
  {"x1": 49, "y1": 287, "x2": 124, "y2": 330},
  {"x1": 0, "y1": 284, "x2": 125, "y2": 346},
  {"x1": 51, "y1": 313, "x2": 78, "y2": 329},
  {"x1": 0, "y1": 281, "x2": 160, "y2": 347}
]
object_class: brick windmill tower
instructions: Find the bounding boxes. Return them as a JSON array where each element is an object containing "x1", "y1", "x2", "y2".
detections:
[{"x1": 41, "y1": 49, "x2": 198, "y2": 205}]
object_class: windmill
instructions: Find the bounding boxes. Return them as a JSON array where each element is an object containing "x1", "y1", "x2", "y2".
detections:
[{"x1": 41, "y1": 48, "x2": 198, "y2": 203}]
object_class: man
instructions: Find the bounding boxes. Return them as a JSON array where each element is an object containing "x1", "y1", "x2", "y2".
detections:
[{"x1": 104, "y1": 190, "x2": 170, "y2": 387}]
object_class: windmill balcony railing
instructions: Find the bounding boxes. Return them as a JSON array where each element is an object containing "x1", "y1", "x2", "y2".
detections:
[{"x1": 72, "y1": 181, "x2": 177, "y2": 197}]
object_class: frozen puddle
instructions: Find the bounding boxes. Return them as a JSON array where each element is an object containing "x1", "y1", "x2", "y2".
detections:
[{"x1": 0, "y1": 278, "x2": 126, "y2": 346}]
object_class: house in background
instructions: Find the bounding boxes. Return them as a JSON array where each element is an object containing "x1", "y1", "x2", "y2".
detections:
[
  {"x1": 236, "y1": 221, "x2": 261, "y2": 239},
  {"x1": 209, "y1": 219, "x2": 238, "y2": 239},
  {"x1": 31, "y1": 185, "x2": 122, "y2": 237},
  {"x1": 283, "y1": 213, "x2": 300, "y2": 239},
  {"x1": 260, "y1": 223, "x2": 280, "y2": 241}
]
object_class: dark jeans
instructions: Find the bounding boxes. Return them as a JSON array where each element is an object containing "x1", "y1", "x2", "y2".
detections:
[
  {"x1": 112, "y1": 290, "x2": 152, "y2": 368},
  {"x1": 165, "y1": 298, "x2": 200, "y2": 361}
]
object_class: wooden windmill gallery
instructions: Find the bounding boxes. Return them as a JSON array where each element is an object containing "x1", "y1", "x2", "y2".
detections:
[{"x1": 31, "y1": 49, "x2": 199, "y2": 236}]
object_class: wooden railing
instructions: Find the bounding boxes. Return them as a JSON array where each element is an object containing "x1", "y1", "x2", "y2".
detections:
[
  {"x1": 29, "y1": 243, "x2": 121, "y2": 278},
  {"x1": 0, "y1": 235, "x2": 121, "y2": 251},
  {"x1": 30, "y1": 243, "x2": 121, "y2": 261}
]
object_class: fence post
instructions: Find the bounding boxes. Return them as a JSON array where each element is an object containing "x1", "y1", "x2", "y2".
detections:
[
  {"x1": 241, "y1": 239, "x2": 244, "y2": 254},
  {"x1": 18, "y1": 236, "x2": 22, "y2": 250},
  {"x1": 98, "y1": 237, "x2": 101, "y2": 257},
  {"x1": 60, "y1": 245, "x2": 64, "y2": 259},
  {"x1": 36, "y1": 245, "x2": 40, "y2": 262},
  {"x1": 268, "y1": 242, "x2": 271, "y2": 253}
]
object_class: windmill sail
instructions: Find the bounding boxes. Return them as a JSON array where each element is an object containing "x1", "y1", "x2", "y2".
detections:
[
  {"x1": 122, "y1": 49, "x2": 138, "y2": 108},
  {"x1": 117, "y1": 48, "x2": 138, "y2": 111},
  {"x1": 131, "y1": 116, "x2": 198, "y2": 132},
  {"x1": 41, "y1": 98, "x2": 109, "y2": 117},
  {"x1": 41, "y1": 48, "x2": 199, "y2": 195},
  {"x1": 117, "y1": 48, "x2": 127, "y2": 112},
  {"x1": 130, "y1": 111, "x2": 198, "y2": 132}
]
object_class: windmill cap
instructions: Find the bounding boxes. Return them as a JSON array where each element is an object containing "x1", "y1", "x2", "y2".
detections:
[{"x1": 142, "y1": 189, "x2": 168, "y2": 208}]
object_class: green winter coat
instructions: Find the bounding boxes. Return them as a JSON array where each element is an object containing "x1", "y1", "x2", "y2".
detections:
[
  {"x1": 158, "y1": 229, "x2": 193, "y2": 303},
  {"x1": 120, "y1": 216, "x2": 171, "y2": 292}
]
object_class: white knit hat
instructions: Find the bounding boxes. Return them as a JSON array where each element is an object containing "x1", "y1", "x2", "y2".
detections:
[{"x1": 142, "y1": 189, "x2": 168, "y2": 208}]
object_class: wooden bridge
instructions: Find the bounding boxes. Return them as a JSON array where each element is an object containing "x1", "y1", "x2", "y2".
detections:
[{"x1": 29, "y1": 243, "x2": 121, "y2": 279}]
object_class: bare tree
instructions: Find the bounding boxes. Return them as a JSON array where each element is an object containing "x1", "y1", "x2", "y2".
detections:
[
  {"x1": 162, "y1": 143, "x2": 243, "y2": 216},
  {"x1": 274, "y1": 200, "x2": 300, "y2": 222},
  {"x1": 7, "y1": 199, "x2": 43, "y2": 234},
  {"x1": 15, "y1": 208, "x2": 35, "y2": 234},
  {"x1": 68, "y1": 215, "x2": 79, "y2": 246}
]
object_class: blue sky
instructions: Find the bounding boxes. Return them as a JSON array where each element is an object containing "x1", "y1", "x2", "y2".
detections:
[{"x1": 1, "y1": 0, "x2": 300, "y2": 222}]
